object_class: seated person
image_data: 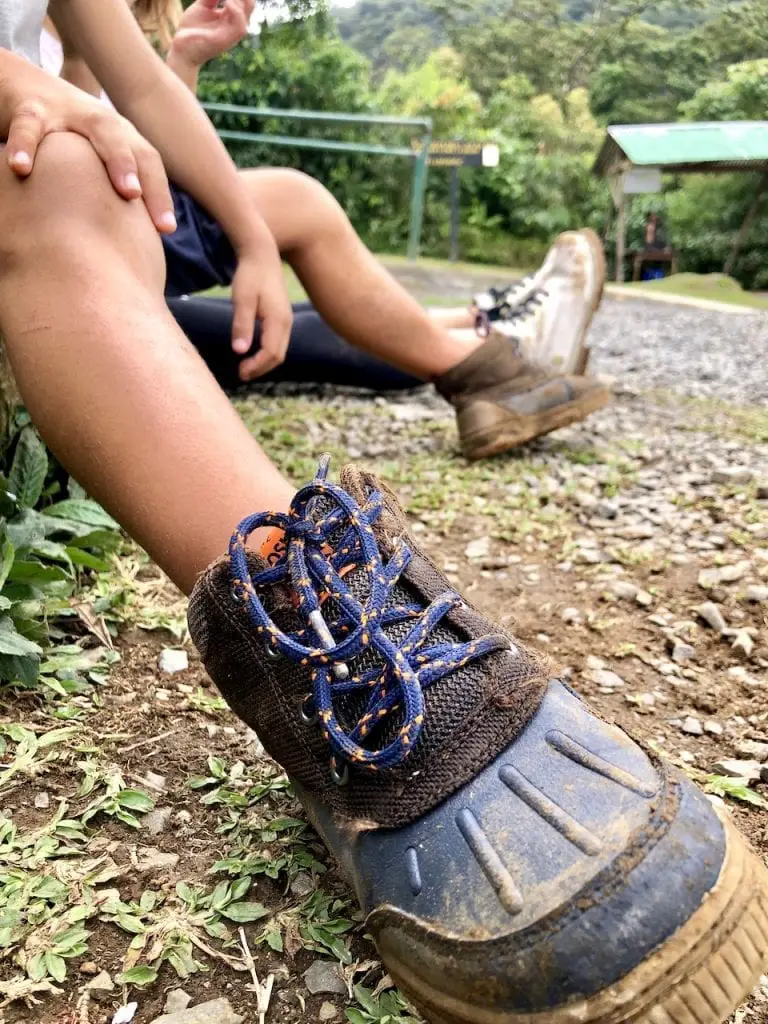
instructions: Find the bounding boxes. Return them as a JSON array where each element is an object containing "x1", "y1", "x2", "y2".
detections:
[{"x1": 41, "y1": 0, "x2": 605, "y2": 397}]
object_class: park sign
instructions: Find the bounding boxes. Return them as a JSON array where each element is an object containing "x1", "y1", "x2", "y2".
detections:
[
  {"x1": 421, "y1": 140, "x2": 501, "y2": 168},
  {"x1": 413, "y1": 140, "x2": 501, "y2": 260}
]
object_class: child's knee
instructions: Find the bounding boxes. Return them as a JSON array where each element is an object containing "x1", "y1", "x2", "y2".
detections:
[{"x1": 0, "y1": 132, "x2": 162, "y2": 275}]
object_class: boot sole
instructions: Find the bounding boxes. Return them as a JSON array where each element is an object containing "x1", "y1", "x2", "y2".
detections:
[
  {"x1": 463, "y1": 385, "x2": 611, "y2": 460},
  {"x1": 381, "y1": 812, "x2": 768, "y2": 1024},
  {"x1": 572, "y1": 229, "x2": 606, "y2": 378}
]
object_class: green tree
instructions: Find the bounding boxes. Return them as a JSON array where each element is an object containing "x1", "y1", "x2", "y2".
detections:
[{"x1": 680, "y1": 58, "x2": 768, "y2": 120}]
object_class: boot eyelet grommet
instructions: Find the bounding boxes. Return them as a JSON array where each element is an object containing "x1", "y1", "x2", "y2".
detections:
[
  {"x1": 330, "y1": 761, "x2": 350, "y2": 787},
  {"x1": 230, "y1": 586, "x2": 241, "y2": 605},
  {"x1": 300, "y1": 694, "x2": 319, "y2": 726},
  {"x1": 265, "y1": 643, "x2": 282, "y2": 662}
]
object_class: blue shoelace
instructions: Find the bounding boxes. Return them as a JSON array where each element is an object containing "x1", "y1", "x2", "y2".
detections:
[{"x1": 229, "y1": 459, "x2": 509, "y2": 778}]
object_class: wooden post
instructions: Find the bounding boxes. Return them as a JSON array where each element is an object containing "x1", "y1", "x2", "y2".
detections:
[
  {"x1": 609, "y1": 172, "x2": 628, "y2": 283},
  {"x1": 725, "y1": 172, "x2": 768, "y2": 277},
  {"x1": 615, "y1": 193, "x2": 627, "y2": 283}
]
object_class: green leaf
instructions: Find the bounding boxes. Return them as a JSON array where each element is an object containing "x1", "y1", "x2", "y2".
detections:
[
  {"x1": 8, "y1": 428, "x2": 48, "y2": 509},
  {"x1": 116, "y1": 790, "x2": 154, "y2": 813},
  {"x1": 44, "y1": 951, "x2": 67, "y2": 983},
  {"x1": 44, "y1": 500, "x2": 119, "y2": 530},
  {"x1": 8, "y1": 559, "x2": 69, "y2": 584},
  {"x1": 230, "y1": 877, "x2": 252, "y2": 902},
  {"x1": 221, "y1": 901, "x2": 270, "y2": 923},
  {"x1": 0, "y1": 540, "x2": 15, "y2": 592},
  {"x1": 27, "y1": 952, "x2": 48, "y2": 982},
  {"x1": 117, "y1": 965, "x2": 159, "y2": 986},
  {"x1": 0, "y1": 617, "x2": 42, "y2": 657},
  {"x1": 264, "y1": 927, "x2": 283, "y2": 952},
  {"x1": 66, "y1": 548, "x2": 110, "y2": 572},
  {"x1": 7, "y1": 509, "x2": 46, "y2": 550},
  {"x1": 0, "y1": 653, "x2": 40, "y2": 685}
]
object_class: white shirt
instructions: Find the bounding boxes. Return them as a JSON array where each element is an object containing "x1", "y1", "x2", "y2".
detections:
[
  {"x1": 40, "y1": 27, "x2": 111, "y2": 106},
  {"x1": 0, "y1": 0, "x2": 48, "y2": 65}
]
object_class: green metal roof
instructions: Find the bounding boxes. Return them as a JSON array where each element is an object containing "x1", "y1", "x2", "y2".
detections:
[{"x1": 594, "y1": 121, "x2": 768, "y2": 176}]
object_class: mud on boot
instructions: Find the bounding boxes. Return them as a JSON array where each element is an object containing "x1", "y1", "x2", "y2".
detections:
[{"x1": 189, "y1": 460, "x2": 768, "y2": 1024}]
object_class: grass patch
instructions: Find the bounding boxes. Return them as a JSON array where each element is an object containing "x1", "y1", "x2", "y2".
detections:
[{"x1": 620, "y1": 272, "x2": 768, "y2": 310}]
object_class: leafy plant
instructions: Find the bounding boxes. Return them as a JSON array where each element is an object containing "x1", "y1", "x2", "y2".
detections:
[
  {"x1": 705, "y1": 774, "x2": 768, "y2": 809},
  {"x1": 346, "y1": 984, "x2": 423, "y2": 1024}
]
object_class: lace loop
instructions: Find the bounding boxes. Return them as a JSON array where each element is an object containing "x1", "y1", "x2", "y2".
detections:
[{"x1": 229, "y1": 462, "x2": 509, "y2": 772}]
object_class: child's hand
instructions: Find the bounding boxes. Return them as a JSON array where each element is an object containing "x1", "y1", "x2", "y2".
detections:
[
  {"x1": 2, "y1": 52, "x2": 176, "y2": 234},
  {"x1": 168, "y1": 0, "x2": 255, "y2": 69},
  {"x1": 231, "y1": 239, "x2": 293, "y2": 380}
]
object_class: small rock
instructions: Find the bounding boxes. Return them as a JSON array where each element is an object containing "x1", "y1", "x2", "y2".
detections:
[
  {"x1": 610, "y1": 580, "x2": 639, "y2": 601},
  {"x1": 695, "y1": 602, "x2": 727, "y2": 634},
  {"x1": 635, "y1": 590, "x2": 653, "y2": 608},
  {"x1": 681, "y1": 716, "x2": 703, "y2": 736},
  {"x1": 142, "y1": 772, "x2": 167, "y2": 793},
  {"x1": 144, "y1": 807, "x2": 173, "y2": 838},
  {"x1": 720, "y1": 562, "x2": 749, "y2": 584},
  {"x1": 732, "y1": 631, "x2": 755, "y2": 658},
  {"x1": 596, "y1": 499, "x2": 618, "y2": 520},
  {"x1": 113, "y1": 1006, "x2": 138, "y2": 1024},
  {"x1": 711, "y1": 467, "x2": 754, "y2": 486},
  {"x1": 163, "y1": 991, "x2": 193, "y2": 1015},
  {"x1": 671, "y1": 642, "x2": 695, "y2": 664},
  {"x1": 175, "y1": 810, "x2": 192, "y2": 825},
  {"x1": 746, "y1": 585, "x2": 768, "y2": 604},
  {"x1": 736, "y1": 740, "x2": 768, "y2": 762},
  {"x1": 136, "y1": 848, "x2": 180, "y2": 874},
  {"x1": 704, "y1": 720, "x2": 724, "y2": 737},
  {"x1": 712, "y1": 760, "x2": 763, "y2": 782},
  {"x1": 465, "y1": 536, "x2": 491, "y2": 561},
  {"x1": 290, "y1": 871, "x2": 316, "y2": 897},
  {"x1": 88, "y1": 971, "x2": 115, "y2": 1003},
  {"x1": 80, "y1": 962, "x2": 99, "y2": 976},
  {"x1": 150, "y1": 999, "x2": 244, "y2": 1024},
  {"x1": 561, "y1": 607, "x2": 581, "y2": 624},
  {"x1": 319, "y1": 1004, "x2": 339, "y2": 1022},
  {"x1": 590, "y1": 669, "x2": 625, "y2": 689},
  {"x1": 585, "y1": 654, "x2": 606, "y2": 671},
  {"x1": 698, "y1": 568, "x2": 722, "y2": 590},
  {"x1": 157, "y1": 649, "x2": 189, "y2": 674},
  {"x1": 303, "y1": 961, "x2": 347, "y2": 996},
  {"x1": 34, "y1": 792, "x2": 50, "y2": 809}
]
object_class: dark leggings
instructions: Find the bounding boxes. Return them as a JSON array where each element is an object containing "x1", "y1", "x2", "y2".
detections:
[{"x1": 166, "y1": 296, "x2": 422, "y2": 392}]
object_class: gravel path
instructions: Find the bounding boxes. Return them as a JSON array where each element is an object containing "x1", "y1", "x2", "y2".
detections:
[{"x1": 591, "y1": 298, "x2": 768, "y2": 405}]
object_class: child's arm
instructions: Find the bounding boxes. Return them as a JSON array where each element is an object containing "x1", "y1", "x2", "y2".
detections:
[
  {"x1": 167, "y1": 0, "x2": 255, "y2": 95},
  {"x1": 48, "y1": 0, "x2": 291, "y2": 375}
]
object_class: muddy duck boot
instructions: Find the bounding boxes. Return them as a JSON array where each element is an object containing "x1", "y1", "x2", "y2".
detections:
[
  {"x1": 188, "y1": 459, "x2": 768, "y2": 1024},
  {"x1": 436, "y1": 331, "x2": 611, "y2": 460}
]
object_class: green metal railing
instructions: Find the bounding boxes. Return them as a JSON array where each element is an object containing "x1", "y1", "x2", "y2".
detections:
[{"x1": 203, "y1": 103, "x2": 433, "y2": 260}]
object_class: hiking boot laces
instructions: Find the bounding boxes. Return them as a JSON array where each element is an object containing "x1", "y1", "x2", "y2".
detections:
[
  {"x1": 473, "y1": 276, "x2": 534, "y2": 314},
  {"x1": 229, "y1": 458, "x2": 509, "y2": 777},
  {"x1": 475, "y1": 289, "x2": 548, "y2": 341}
]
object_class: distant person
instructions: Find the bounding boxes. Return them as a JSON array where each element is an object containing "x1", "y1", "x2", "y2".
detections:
[{"x1": 644, "y1": 211, "x2": 670, "y2": 252}]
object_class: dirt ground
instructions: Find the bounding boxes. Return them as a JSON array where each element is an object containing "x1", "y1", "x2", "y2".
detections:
[{"x1": 1, "y1": 295, "x2": 767, "y2": 1024}]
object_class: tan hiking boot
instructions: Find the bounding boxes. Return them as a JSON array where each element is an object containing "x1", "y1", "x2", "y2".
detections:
[{"x1": 436, "y1": 331, "x2": 611, "y2": 459}]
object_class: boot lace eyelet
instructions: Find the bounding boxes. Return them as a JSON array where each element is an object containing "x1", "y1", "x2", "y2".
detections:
[
  {"x1": 265, "y1": 643, "x2": 282, "y2": 662},
  {"x1": 300, "y1": 694, "x2": 319, "y2": 726},
  {"x1": 330, "y1": 761, "x2": 350, "y2": 787}
]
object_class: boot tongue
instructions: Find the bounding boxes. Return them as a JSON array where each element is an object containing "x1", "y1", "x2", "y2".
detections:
[{"x1": 337, "y1": 465, "x2": 410, "y2": 559}]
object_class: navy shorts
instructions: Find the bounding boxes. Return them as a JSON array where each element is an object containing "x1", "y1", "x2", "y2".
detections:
[{"x1": 162, "y1": 186, "x2": 237, "y2": 297}]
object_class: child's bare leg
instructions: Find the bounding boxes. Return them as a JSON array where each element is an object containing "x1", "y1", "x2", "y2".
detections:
[
  {"x1": 429, "y1": 308, "x2": 476, "y2": 329},
  {"x1": 239, "y1": 168, "x2": 482, "y2": 380},
  {"x1": 0, "y1": 133, "x2": 294, "y2": 595}
]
